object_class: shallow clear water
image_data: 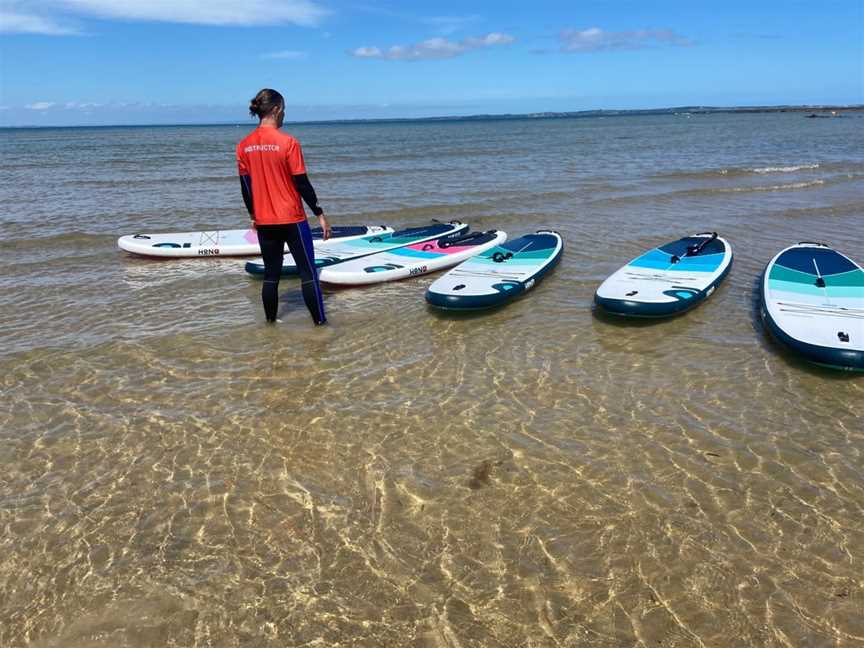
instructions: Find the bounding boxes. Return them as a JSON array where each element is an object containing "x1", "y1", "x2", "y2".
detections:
[{"x1": 1, "y1": 113, "x2": 863, "y2": 647}]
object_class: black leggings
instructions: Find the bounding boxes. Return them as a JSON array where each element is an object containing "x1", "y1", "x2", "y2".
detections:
[{"x1": 257, "y1": 221, "x2": 326, "y2": 325}]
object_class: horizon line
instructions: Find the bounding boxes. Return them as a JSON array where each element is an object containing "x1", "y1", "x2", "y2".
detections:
[{"x1": 2, "y1": 103, "x2": 862, "y2": 130}]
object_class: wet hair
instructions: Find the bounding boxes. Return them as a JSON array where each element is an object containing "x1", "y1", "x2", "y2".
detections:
[{"x1": 249, "y1": 89, "x2": 284, "y2": 119}]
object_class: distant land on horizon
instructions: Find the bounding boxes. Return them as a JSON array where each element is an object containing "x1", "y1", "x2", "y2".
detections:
[
  {"x1": 2, "y1": 104, "x2": 862, "y2": 130},
  {"x1": 303, "y1": 104, "x2": 864, "y2": 126}
]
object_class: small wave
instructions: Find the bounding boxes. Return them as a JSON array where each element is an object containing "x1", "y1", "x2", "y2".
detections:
[
  {"x1": 0, "y1": 231, "x2": 115, "y2": 250},
  {"x1": 72, "y1": 175, "x2": 233, "y2": 188},
  {"x1": 656, "y1": 163, "x2": 822, "y2": 180},
  {"x1": 675, "y1": 180, "x2": 827, "y2": 196},
  {"x1": 314, "y1": 168, "x2": 416, "y2": 179},
  {"x1": 589, "y1": 178, "x2": 830, "y2": 206},
  {"x1": 750, "y1": 164, "x2": 820, "y2": 174},
  {"x1": 726, "y1": 180, "x2": 824, "y2": 192}
]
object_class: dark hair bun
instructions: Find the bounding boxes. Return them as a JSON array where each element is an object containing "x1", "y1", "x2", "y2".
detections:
[{"x1": 249, "y1": 89, "x2": 284, "y2": 118}]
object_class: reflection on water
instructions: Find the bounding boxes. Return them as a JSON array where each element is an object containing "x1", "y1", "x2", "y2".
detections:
[{"x1": 1, "y1": 114, "x2": 863, "y2": 646}]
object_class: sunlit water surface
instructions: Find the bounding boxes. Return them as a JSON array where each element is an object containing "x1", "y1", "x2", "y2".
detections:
[{"x1": 1, "y1": 113, "x2": 863, "y2": 647}]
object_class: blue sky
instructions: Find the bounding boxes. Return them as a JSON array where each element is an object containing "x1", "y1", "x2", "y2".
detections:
[{"x1": 1, "y1": 1, "x2": 862, "y2": 126}]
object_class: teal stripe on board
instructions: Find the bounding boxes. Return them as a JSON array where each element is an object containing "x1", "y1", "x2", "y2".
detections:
[
  {"x1": 772, "y1": 265, "x2": 864, "y2": 288},
  {"x1": 629, "y1": 249, "x2": 671, "y2": 270},
  {"x1": 769, "y1": 279, "x2": 864, "y2": 299},
  {"x1": 823, "y1": 268, "x2": 864, "y2": 288},
  {"x1": 479, "y1": 249, "x2": 554, "y2": 260},
  {"x1": 470, "y1": 257, "x2": 541, "y2": 267},
  {"x1": 671, "y1": 258, "x2": 722, "y2": 272},
  {"x1": 770, "y1": 265, "x2": 815, "y2": 283},
  {"x1": 629, "y1": 250, "x2": 722, "y2": 272},
  {"x1": 475, "y1": 248, "x2": 555, "y2": 262}
]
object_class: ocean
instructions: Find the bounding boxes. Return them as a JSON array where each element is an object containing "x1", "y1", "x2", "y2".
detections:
[{"x1": 1, "y1": 112, "x2": 862, "y2": 646}]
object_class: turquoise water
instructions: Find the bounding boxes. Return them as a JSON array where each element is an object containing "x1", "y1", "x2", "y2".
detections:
[{"x1": 1, "y1": 113, "x2": 863, "y2": 647}]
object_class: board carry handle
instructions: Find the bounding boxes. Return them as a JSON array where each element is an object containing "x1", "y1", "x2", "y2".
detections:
[
  {"x1": 690, "y1": 231, "x2": 718, "y2": 255},
  {"x1": 133, "y1": 234, "x2": 151, "y2": 239},
  {"x1": 798, "y1": 241, "x2": 829, "y2": 247},
  {"x1": 672, "y1": 231, "x2": 717, "y2": 263},
  {"x1": 439, "y1": 231, "x2": 487, "y2": 248},
  {"x1": 492, "y1": 251, "x2": 514, "y2": 263}
]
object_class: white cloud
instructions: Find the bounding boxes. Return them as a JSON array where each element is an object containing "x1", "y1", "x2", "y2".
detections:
[
  {"x1": 25, "y1": 102, "x2": 56, "y2": 110},
  {"x1": 61, "y1": 0, "x2": 327, "y2": 26},
  {"x1": 560, "y1": 27, "x2": 693, "y2": 52},
  {"x1": 63, "y1": 101, "x2": 103, "y2": 109},
  {"x1": 351, "y1": 46, "x2": 382, "y2": 58},
  {"x1": 0, "y1": 10, "x2": 80, "y2": 34},
  {"x1": 350, "y1": 32, "x2": 515, "y2": 61},
  {"x1": 2, "y1": 0, "x2": 328, "y2": 32},
  {"x1": 261, "y1": 50, "x2": 307, "y2": 60},
  {"x1": 466, "y1": 33, "x2": 513, "y2": 47}
]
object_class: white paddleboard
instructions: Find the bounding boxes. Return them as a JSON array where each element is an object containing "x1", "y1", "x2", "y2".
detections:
[
  {"x1": 761, "y1": 242, "x2": 864, "y2": 371},
  {"x1": 245, "y1": 221, "x2": 469, "y2": 277},
  {"x1": 118, "y1": 225, "x2": 390, "y2": 258},
  {"x1": 426, "y1": 231, "x2": 563, "y2": 310},
  {"x1": 594, "y1": 232, "x2": 733, "y2": 317},
  {"x1": 319, "y1": 230, "x2": 507, "y2": 285}
]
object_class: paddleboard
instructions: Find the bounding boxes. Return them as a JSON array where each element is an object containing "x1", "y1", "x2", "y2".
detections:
[
  {"x1": 760, "y1": 242, "x2": 864, "y2": 371},
  {"x1": 118, "y1": 225, "x2": 391, "y2": 258},
  {"x1": 319, "y1": 229, "x2": 507, "y2": 285},
  {"x1": 245, "y1": 221, "x2": 468, "y2": 277},
  {"x1": 594, "y1": 232, "x2": 733, "y2": 317},
  {"x1": 425, "y1": 230, "x2": 563, "y2": 310}
]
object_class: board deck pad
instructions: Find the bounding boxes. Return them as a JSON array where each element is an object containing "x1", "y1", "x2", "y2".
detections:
[
  {"x1": 761, "y1": 243, "x2": 864, "y2": 371},
  {"x1": 426, "y1": 231, "x2": 563, "y2": 310},
  {"x1": 594, "y1": 233, "x2": 733, "y2": 317},
  {"x1": 118, "y1": 225, "x2": 390, "y2": 258},
  {"x1": 244, "y1": 221, "x2": 469, "y2": 277}
]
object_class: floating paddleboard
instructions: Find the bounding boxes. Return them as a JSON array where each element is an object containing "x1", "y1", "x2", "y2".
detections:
[
  {"x1": 594, "y1": 232, "x2": 733, "y2": 317},
  {"x1": 425, "y1": 230, "x2": 563, "y2": 310},
  {"x1": 319, "y1": 230, "x2": 507, "y2": 286},
  {"x1": 245, "y1": 221, "x2": 468, "y2": 277},
  {"x1": 118, "y1": 225, "x2": 391, "y2": 258},
  {"x1": 760, "y1": 242, "x2": 864, "y2": 371}
]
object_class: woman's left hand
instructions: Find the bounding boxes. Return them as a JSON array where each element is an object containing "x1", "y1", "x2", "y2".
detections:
[{"x1": 318, "y1": 213, "x2": 331, "y2": 240}]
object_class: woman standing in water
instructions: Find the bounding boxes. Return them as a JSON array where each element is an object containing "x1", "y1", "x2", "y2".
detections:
[{"x1": 237, "y1": 88, "x2": 329, "y2": 324}]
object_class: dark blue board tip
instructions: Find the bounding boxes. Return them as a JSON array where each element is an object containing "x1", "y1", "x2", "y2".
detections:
[
  {"x1": 244, "y1": 261, "x2": 264, "y2": 276},
  {"x1": 309, "y1": 225, "x2": 369, "y2": 239},
  {"x1": 425, "y1": 283, "x2": 527, "y2": 311},
  {"x1": 593, "y1": 293, "x2": 707, "y2": 318},
  {"x1": 244, "y1": 261, "x2": 301, "y2": 277}
]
